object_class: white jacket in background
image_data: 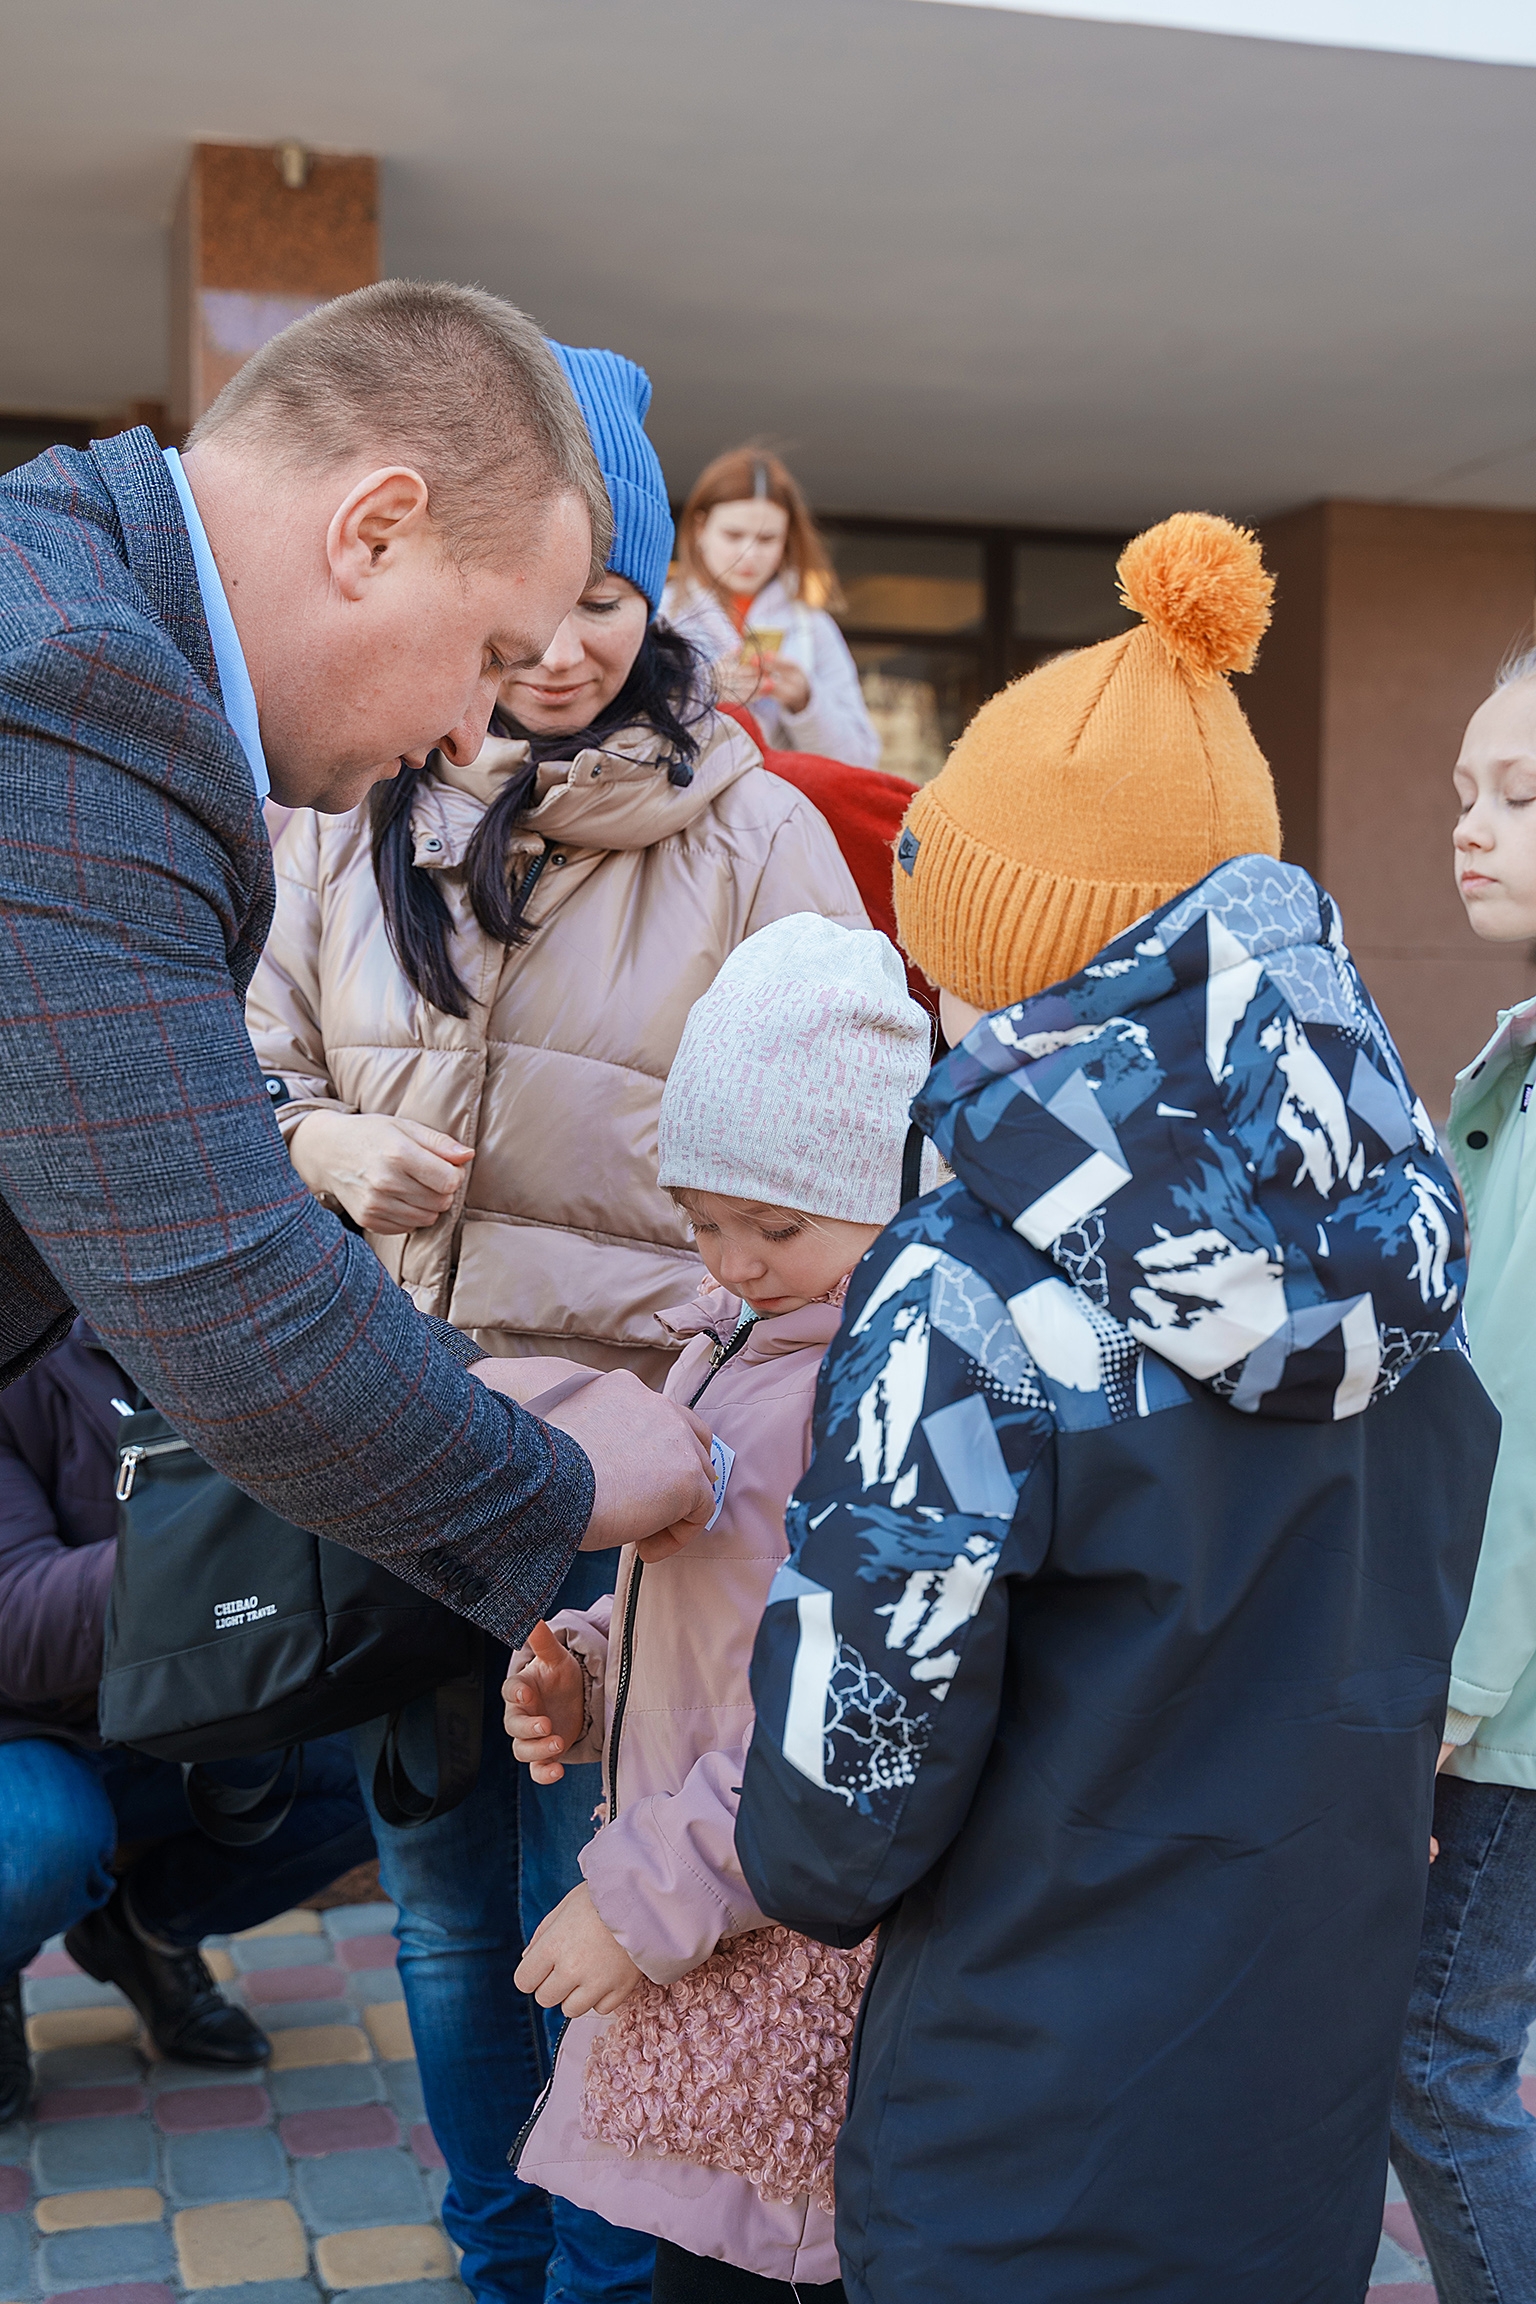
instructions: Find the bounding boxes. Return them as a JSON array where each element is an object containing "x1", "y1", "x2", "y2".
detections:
[{"x1": 662, "y1": 574, "x2": 881, "y2": 770}]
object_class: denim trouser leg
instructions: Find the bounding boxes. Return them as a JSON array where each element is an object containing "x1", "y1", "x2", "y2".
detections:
[
  {"x1": 357, "y1": 1553, "x2": 653, "y2": 2304},
  {"x1": 0, "y1": 1739, "x2": 119, "y2": 1979},
  {"x1": 0, "y1": 1732, "x2": 375, "y2": 1976},
  {"x1": 109, "y1": 1734, "x2": 376, "y2": 1945},
  {"x1": 1391, "y1": 1774, "x2": 1536, "y2": 2304}
]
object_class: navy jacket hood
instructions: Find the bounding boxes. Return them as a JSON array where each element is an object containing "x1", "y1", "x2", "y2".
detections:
[{"x1": 914, "y1": 855, "x2": 1465, "y2": 1422}]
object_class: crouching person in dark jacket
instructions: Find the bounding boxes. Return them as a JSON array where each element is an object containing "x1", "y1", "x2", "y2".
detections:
[
  {"x1": 0, "y1": 1320, "x2": 375, "y2": 2121},
  {"x1": 734, "y1": 516, "x2": 1500, "y2": 2304}
]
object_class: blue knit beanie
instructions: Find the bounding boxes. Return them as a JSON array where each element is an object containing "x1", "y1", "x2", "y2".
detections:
[{"x1": 549, "y1": 343, "x2": 674, "y2": 614}]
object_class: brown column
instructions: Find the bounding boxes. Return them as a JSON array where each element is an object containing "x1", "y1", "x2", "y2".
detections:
[
  {"x1": 1240, "y1": 500, "x2": 1536, "y2": 1117},
  {"x1": 169, "y1": 142, "x2": 379, "y2": 438}
]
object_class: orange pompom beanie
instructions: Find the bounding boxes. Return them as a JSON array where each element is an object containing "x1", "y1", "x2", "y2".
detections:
[{"x1": 891, "y1": 512, "x2": 1282, "y2": 1011}]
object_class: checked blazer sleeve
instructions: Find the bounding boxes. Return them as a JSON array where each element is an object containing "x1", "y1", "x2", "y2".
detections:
[{"x1": 0, "y1": 598, "x2": 592, "y2": 1646}]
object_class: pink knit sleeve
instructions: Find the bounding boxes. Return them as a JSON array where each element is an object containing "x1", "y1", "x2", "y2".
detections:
[{"x1": 580, "y1": 1739, "x2": 776, "y2": 1985}]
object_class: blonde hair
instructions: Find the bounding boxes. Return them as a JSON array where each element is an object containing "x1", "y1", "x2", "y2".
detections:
[
  {"x1": 1496, "y1": 639, "x2": 1536, "y2": 691},
  {"x1": 675, "y1": 446, "x2": 841, "y2": 613},
  {"x1": 189, "y1": 280, "x2": 611, "y2": 578}
]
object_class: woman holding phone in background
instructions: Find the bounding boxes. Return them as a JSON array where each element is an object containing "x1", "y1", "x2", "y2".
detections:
[{"x1": 663, "y1": 447, "x2": 880, "y2": 770}]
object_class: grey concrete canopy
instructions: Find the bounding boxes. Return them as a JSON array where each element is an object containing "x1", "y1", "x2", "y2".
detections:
[{"x1": 4, "y1": 0, "x2": 1535, "y2": 525}]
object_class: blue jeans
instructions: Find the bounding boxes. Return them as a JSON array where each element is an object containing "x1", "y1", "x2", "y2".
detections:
[
  {"x1": 354, "y1": 1553, "x2": 654, "y2": 2304},
  {"x1": 1391, "y1": 1774, "x2": 1536, "y2": 2303},
  {"x1": 0, "y1": 1731, "x2": 374, "y2": 1978}
]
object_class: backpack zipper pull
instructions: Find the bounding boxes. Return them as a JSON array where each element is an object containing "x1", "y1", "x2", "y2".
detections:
[{"x1": 115, "y1": 1436, "x2": 193, "y2": 1500}]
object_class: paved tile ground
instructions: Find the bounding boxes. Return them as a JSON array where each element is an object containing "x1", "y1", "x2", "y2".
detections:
[
  {"x1": 10, "y1": 1899, "x2": 1536, "y2": 2300},
  {"x1": 2, "y1": 1905, "x2": 469, "y2": 2304}
]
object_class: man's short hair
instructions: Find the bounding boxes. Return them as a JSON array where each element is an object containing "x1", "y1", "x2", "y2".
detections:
[{"x1": 189, "y1": 280, "x2": 612, "y2": 578}]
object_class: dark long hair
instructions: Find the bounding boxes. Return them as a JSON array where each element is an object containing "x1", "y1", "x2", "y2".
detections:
[{"x1": 368, "y1": 619, "x2": 707, "y2": 1019}]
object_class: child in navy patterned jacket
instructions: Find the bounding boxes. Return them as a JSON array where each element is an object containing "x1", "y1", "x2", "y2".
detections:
[{"x1": 734, "y1": 515, "x2": 1499, "y2": 2304}]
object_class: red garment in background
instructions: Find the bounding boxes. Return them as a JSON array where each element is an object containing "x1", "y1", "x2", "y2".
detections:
[{"x1": 718, "y1": 703, "x2": 936, "y2": 1020}]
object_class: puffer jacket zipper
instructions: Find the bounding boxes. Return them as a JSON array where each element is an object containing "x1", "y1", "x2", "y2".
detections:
[
  {"x1": 602, "y1": 1313, "x2": 757, "y2": 1825},
  {"x1": 602, "y1": 1555, "x2": 646, "y2": 1827},
  {"x1": 515, "y1": 846, "x2": 551, "y2": 917}
]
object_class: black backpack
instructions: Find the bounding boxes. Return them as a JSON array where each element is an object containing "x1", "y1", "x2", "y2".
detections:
[{"x1": 98, "y1": 1403, "x2": 484, "y2": 1841}]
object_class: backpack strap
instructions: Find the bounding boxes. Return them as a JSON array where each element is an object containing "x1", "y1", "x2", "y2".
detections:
[
  {"x1": 369, "y1": 1649, "x2": 485, "y2": 1829},
  {"x1": 182, "y1": 1748, "x2": 303, "y2": 1848}
]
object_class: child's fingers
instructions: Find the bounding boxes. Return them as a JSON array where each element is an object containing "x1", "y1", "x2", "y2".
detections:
[
  {"x1": 528, "y1": 1758, "x2": 566, "y2": 1785},
  {"x1": 504, "y1": 1687, "x2": 552, "y2": 1732},
  {"x1": 531, "y1": 1964, "x2": 579, "y2": 2011},
  {"x1": 529, "y1": 1620, "x2": 566, "y2": 1667},
  {"x1": 513, "y1": 1942, "x2": 557, "y2": 1996},
  {"x1": 511, "y1": 1743, "x2": 565, "y2": 1773}
]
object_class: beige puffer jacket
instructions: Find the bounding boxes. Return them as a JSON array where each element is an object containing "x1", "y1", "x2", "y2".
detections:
[{"x1": 245, "y1": 712, "x2": 865, "y2": 1381}]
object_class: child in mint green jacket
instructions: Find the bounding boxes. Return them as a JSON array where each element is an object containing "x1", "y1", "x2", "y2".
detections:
[{"x1": 1391, "y1": 652, "x2": 1536, "y2": 2303}]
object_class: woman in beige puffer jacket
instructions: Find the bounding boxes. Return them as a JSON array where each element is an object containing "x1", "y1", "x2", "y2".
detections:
[{"x1": 247, "y1": 705, "x2": 864, "y2": 1386}]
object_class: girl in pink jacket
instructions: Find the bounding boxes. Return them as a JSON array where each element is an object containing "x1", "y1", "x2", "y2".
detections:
[{"x1": 505, "y1": 914, "x2": 935, "y2": 2304}]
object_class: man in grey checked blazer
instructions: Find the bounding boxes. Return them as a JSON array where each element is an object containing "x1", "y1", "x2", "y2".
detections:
[{"x1": 0, "y1": 282, "x2": 714, "y2": 1641}]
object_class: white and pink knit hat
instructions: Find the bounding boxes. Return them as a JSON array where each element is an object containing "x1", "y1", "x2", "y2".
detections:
[{"x1": 658, "y1": 914, "x2": 933, "y2": 1225}]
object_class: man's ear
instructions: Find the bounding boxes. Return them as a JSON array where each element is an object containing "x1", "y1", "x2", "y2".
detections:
[{"x1": 326, "y1": 467, "x2": 433, "y2": 602}]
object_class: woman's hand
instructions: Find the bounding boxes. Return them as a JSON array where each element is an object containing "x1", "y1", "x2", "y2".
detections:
[
  {"x1": 714, "y1": 651, "x2": 773, "y2": 707},
  {"x1": 504, "y1": 1622, "x2": 587, "y2": 1783},
  {"x1": 515, "y1": 1883, "x2": 642, "y2": 2017},
  {"x1": 769, "y1": 660, "x2": 810, "y2": 713},
  {"x1": 714, "y1": 651, "x2": 812, "y2": 715},
  {"x1": 289, "y1": 1110, "x2": 474, "y2": 1233}
]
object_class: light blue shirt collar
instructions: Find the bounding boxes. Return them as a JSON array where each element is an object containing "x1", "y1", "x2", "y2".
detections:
[{"x1": 162, "y1": 446, "x2": 270, "y2": 802}]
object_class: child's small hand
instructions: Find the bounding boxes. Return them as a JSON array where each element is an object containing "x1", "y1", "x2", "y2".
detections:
[
  {"x1": 514, "y1": 1882, "x2": 642, "y2": 2017},
  {"x1": 503, "y1": 1622, "x2": 585, "y2": 1783}
]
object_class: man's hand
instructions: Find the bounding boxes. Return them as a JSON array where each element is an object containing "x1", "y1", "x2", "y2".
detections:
[
  {"x1": 504, "y1": 1622, "x2": 586, "y2": 1783},
  {"x1": 536, "y1": 1371, "x2": 715, "y2": 1562},
  {"x1": 290, "y1": 1110, "x2": 473, "y2": 1233},
  {"x1": 514, "y1": 1883, "x2": 642, "y2": 2017}
]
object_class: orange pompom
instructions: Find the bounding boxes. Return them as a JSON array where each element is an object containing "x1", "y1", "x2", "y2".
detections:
[{"x1": 1116, "y1": 512, "x2": 1273, "y2": 682}]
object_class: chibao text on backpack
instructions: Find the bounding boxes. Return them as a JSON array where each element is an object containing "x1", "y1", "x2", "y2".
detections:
[{"x1": 98, "y1": 1403, "x2": 484, "y2": 1843}]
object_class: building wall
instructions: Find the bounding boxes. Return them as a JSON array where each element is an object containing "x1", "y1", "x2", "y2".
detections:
[
  {"x1": 170, "y1": 145, "x2": 378, "y2": 435},
  {"x1": 1242, "y1": 499, "x2": 1536, "y2": 1117}
]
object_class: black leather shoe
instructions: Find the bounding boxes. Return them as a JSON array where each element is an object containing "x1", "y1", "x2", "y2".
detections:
[
  {"x1": 65, "y1": 1890, "x2": 270, "y2": 2068},
  {"x1": 0, "y1": 1972, "x2": 30, "y2": 2123}
]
